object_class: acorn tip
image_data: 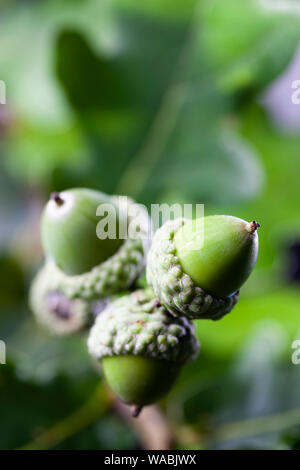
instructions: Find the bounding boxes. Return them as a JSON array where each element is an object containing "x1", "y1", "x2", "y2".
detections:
[
  {"x1": 50, "y1": 192, "x2": 64, "y2": 206},
  {"x1": 131, "y1": 405, "x2": 143, "y2": 418},
  {"x1": 247, "y1": 220, "x2": 260, "y2": 233}
]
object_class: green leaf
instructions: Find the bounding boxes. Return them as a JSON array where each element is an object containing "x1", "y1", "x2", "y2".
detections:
[
  {"x1": 201, "y1": 0, "x2": 300, "y2": 92},
  {"x1": 195, "y1": 288, "x2": 300, "y2": 359},
  {"x1": 5, "y1": 120, "x2": 89, "y2": 185}
]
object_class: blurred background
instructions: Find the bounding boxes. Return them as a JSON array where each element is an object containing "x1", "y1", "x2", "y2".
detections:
[{"x1": 1, "y1": 0, "x2": 300, "y2": 450}]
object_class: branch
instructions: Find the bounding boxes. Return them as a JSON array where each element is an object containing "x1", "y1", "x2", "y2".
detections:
[{"x1": 111, "y1": 395, "x2": 175, "y2": 450}]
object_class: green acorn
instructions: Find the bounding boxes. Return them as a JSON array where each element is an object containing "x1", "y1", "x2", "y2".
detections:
[
  {"x1": 147, "y1": 215, "x2": 259, "y2": 320},
  {"x1": 38, "y1": 190, "x2": 150, "y2": 300},
  {"x1": 29, "y1": 260, "x2": 93, "y2": 335},
  {"x1": 29, "y1": 259, "x2": 126, "y2": 336},
  {"x1": 87, "y1": 288, "x2": 199, "y2": 416},
  {"x1": 30, "y1": 189, "x2": 151, "y2": 334},
  {"x1": 174, "y1": 216, "x2": 259, "y2": 297},
  {"x1": 41, "y1": 188, "x2": 124, "y2": 275}
]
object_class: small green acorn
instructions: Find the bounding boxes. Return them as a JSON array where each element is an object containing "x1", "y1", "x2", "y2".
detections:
[
  {"x1": 174, "y1": 216, "x2": 259, "y2": 298},
  {"x1": 41, "y1": 188, "x2": 124, "y2": 275},
  {"x1": 147, "y1": 215, "x2": 259, "y2": 320},
  {"x1": 37, "y1": 190, "x2": 150, "y2": 301},
  {"x1": 30, "y1": 189, "x2": 151, "y2": 334},
  {"x1": 87, "y1": 288, "x2": 199, "y2": 416}
]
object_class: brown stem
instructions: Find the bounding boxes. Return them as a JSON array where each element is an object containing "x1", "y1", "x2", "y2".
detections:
[
  {"x1": 50, "y1": 192, "x2": 64, "y2": 206},
  {"x1": 110, "y1": 392, "x2": 175, "y2": 450}
]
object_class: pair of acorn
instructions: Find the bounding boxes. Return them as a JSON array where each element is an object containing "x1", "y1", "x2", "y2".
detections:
[{"x1": 30, "y1": 188, "x2": 259, "y2": 417}]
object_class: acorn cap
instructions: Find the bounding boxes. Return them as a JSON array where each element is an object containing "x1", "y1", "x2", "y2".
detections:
[
  {"x1": 41, "y1": 196, "x2": 151, "y2": 301},
  {"x1": 29, "y1": 261, "x2": 92, "y2": 335},
  {"x1": 146, "y1": 219, "x2": 239, "y2": 320},
  {"x1": 87, "y1": 288, "x2": 200, "y2": 364}
]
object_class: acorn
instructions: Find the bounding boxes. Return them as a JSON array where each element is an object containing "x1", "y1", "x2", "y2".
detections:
[
  {"x1": 147, "y1": 216, "x2": 259, "y2": 320},
  {"x1": 30, "y1": 189, "x2": 151, "y2": 334},
  {"x1": 41, "y1": 188, "x2": 125, "y2": 275},
  {"x1": 29, "y1": 260, "x2": 92, "y2": 335},
  {"x1": 29, "y1": 259, "x2": 125, "y2": 336},
  {"x1": 39, "y1": 189, "x2": 151, "y2": 301},
  {"x1": 87, "y1": 288, "x2": 199, "y2": 416}
]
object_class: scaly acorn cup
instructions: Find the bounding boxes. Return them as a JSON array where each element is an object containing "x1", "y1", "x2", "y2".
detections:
[
  {"x1": 30, "y1": 190, "x2": 151, "y2": 334},
  {"x1": 29, "y1": 260, "x2": 116, "y2": 335},
  {"x1": 87, "y1": 288, "x2": 199, "y2": 416},
  {"x1": 29, "y1": 260, "x2": 92, "y2": 335},
  {"x1": 147, "y1": 216, "x2": 259, "y2": 320}
]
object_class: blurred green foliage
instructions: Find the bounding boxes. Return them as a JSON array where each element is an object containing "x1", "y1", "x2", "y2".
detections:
[{"x1": 1, "y1": 0, "x2": 300, "y2": 450}]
